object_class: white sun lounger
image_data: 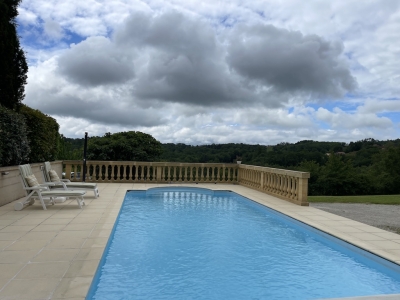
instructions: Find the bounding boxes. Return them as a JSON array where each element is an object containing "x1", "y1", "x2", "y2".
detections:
[
  {"x1": 42, "y1": 161, "x2": 99, "y2": 198},
  {"x1": 17, "y1": 164, "x2": 86, "y2": 211}
]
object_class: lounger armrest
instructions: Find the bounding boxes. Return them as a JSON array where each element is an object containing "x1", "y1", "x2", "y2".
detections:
[
  {"x1": 61, "y1": 179, "x2": 71, "y2": 183},
  {"x1": 52, "y1": 181, "x2": 68, "y2": 189}
]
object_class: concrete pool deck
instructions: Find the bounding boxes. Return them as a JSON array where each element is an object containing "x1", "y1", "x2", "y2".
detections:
[{"x1": 0, "y1": 183, "x2": 400, "y2": 300}]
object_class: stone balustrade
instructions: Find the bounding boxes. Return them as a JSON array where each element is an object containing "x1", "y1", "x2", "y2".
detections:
[
  {"x1": 63, "y1": 161, "x2": 239, "y2": 184},
  {"x1": 238, "y1": 164, "x2": 310, "y2": 206},
  {"x1": 62, "y1": 160, "x2": 310, "y2": 205},
  {"x1": 0, "y1": 161, "x2": 310, "y2": 206}
]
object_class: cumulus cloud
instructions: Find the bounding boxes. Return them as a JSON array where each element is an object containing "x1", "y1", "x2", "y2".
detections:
[
  {"x1": 43, "y1": 18, "x2": 63, "y2": 39},
  {"x1": 115, "y1": 11, "x2": 356, "y2": 107},
  {"x1": 227, "y1": 24, "x2": 357, "y2": 98},
  {"x1": 358, "y1": 99, "x2": 400, "y2": 114},
  {"x1": 18, "y1": 1, "x2": 400, "y2": 144},
  {"x1": 25, "y1": 57, "x2": 164, "y2": 127},
  {"x1": 316, "y1": 107, "x2": 392, "y2": 129},
  {"x1": 58, "y1": 36, "x2": 135, "y2": 86}
]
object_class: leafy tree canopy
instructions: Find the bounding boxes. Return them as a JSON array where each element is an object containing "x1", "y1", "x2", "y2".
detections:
[
  {"x1": 87, "y1": 131, "x2": 162, "y2": 161},
  {"x1": 0, "y1": 0, "x2": 28, "y2": 110}
]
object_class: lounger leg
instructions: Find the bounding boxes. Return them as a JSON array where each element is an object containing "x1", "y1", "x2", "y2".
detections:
[
  {"x1": 38, "y1": 194, "x2": 47, "y2": 210},
  {"x1": 76, "y1": 196, "x2": 85, "y2": 208},
  {"x1": 14, "y1": 191, "x2": 37, "y2": 211},
  {"x1": 94, "y1": 188, "x2": 99, "y2": 198}
]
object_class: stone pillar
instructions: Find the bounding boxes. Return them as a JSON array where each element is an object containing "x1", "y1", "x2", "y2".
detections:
[{"x1": 297, "y1": 176, "x2": 309, "y2": 206}]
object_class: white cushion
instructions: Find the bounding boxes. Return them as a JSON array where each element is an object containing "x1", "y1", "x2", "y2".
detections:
[
  {"x1": 49, "y1": 170, "x2": 60, "y2": 182},
  {"x1": 25, "y1": 174, "x2": 39, "y2": 187}
]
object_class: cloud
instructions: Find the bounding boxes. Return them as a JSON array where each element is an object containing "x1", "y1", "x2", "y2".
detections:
[
  {"x1": 316, "y1": 107, "x2": 392, "y2": 129},
  {"x1": 115, "y1": 11, "x2": 252, "y2": 107},
  {"x1": 43, "y1": 18, "x2": 63, "y2": 39},
  {"x1": 25, "y1": 57, "x2": 164, "y2": 127},
  {"x1": 227, "y1": 24, "x2": 357, "y2": 98},
  {"x1": 19, "y1": 1, "x2": 400, "y2": 145},
  {"x1": 114, "y1": 11, "x2": 356, "y2": 107},
  {"x1": 58, "y1": 36, "x2": 135, "y2": 86},
  {"x1": 358, "y1": 99, "x2": 400, "y2": 114}
]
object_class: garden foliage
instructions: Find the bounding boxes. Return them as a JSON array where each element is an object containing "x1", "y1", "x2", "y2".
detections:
[{"x1": 0, "y1": 105, "x2": 30, "y2": 166}]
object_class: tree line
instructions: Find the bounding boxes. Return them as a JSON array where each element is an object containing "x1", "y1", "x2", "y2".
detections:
[{"x1": 60, "y1": 133, "x2": 400, "y2": 197}]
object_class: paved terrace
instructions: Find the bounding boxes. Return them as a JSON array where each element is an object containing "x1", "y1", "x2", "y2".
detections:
[{"x1": 0, "y1": 183, "x2": 400, "y2": 300}]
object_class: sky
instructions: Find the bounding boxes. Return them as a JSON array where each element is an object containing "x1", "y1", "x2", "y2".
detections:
[{"x1": 17, "y1": 0, "x2": 400, "y2": 145}]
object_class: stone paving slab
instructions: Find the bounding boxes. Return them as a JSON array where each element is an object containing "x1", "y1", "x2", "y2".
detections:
[{"x1": 0, "y1": 183, "x2": 399, "y2": 299}]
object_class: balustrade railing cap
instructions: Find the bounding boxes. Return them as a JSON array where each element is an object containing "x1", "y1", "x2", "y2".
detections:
[
  {"x1": 63, "y1": 160, "x2": 238, "y2": 166},
  {"x1": 239, "y1": 164, "x2": 310, "y2": 178}
]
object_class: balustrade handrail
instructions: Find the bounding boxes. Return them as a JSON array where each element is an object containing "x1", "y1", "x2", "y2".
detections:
[
  {"x1": 62, "y1": 160, "x2": 310, "y2": 205},
  {"x1": 238, "y1": 164, "x2": 310, "y2": 177}
]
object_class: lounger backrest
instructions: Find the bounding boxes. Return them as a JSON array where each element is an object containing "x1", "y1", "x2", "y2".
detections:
[
  {"x1": 19, "y1": 164, "x2": 34, "y2": 189},
  {"x1": 43, "y1": 161, "x2": 52, "y2": 182}
]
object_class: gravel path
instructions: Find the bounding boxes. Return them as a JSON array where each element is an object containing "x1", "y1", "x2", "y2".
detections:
[{"x1": 310, "y1": 203, "x2": 400, "y2": 234}]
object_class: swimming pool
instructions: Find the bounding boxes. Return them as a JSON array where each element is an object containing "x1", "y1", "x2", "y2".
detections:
[{"x1": 87, "y1": 187, "x2": 400, "y2": 299}]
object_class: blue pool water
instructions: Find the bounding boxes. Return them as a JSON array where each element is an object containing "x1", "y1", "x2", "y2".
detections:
[{"x1": 87, "y1": 187, "x2": 400, "y2": 299}]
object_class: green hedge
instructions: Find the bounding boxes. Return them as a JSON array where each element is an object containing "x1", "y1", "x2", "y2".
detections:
[
  {"x1": 20, "y1": 104, "x2": 60, "y2": 163},
  {"x1": 0, "y1": 105, "x2": 30, "y2": 166},
  {"x1": 0, "y1": 104, "x2": 61, "y2": 167}
]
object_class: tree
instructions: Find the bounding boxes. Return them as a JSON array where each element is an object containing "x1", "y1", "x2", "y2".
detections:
[
  {"x1": 57, "y1": 135, "x2": 83, "y2": 160},
  {"x1": 87, "y1": 131, "x2": 162, "y2": 161},
  {"x1": 0, "y1": 0, "x2": 28, "y2": 110},
  {"x1": 316, "y1": 154, "x2": 370, "y2": 196},
  {"x1": 379, "y1": 146, "x2": 400, "y2": 194}
]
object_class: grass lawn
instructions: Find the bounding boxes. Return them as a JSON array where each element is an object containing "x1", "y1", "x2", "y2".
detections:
[{"x1": 308, "y1": 194, "x2": 400, "y2": 205}]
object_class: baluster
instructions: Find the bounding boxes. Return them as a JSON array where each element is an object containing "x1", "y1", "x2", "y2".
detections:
[
  {"x1": 119, "y1": 165, "x2": 124, "y2": 181},
  {"x1": 271, "y1": 174, "x2": 275, "y2": 193},
  {"x1": 134, "y1": 164, "x2": 138, "y2": 181},
  {"x1": 267, "y1": 173, "x2": 271, "y2": 191},
  {"x1": 285, "y1": 176, "x2": 290, "y2": 197},
  {"x1": 291, "y1": 177, "x2": 296, "y2": 199},
  {"x1": 127, "y1": 165, "x2": 132, "y2": 181},
  {"x1": 139, "y1": 165, "x2": 143, "y2": 181}
]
